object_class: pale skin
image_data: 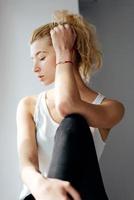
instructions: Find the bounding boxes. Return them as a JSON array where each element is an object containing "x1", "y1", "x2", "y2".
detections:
[{"x1": 16, "y1": 24, "x2": 125, "y2": 200}]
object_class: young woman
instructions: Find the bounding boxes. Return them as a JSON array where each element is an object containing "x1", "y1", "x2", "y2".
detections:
[{"x1": 16, "y1": 10, "x2": 125, "y2": 200}]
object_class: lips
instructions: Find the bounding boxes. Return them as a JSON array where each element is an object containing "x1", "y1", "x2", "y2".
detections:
[{"x1": 38, "y1": 75, "x2": 44, "y2": 78}]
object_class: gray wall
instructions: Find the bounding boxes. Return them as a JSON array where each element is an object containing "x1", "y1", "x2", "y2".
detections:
[
  {"x1": 0, "y1": 1, "x2": 78, "y2": 199},
  {"x1": 79, "y1": 0, "x2": 134, "y2": 199}
]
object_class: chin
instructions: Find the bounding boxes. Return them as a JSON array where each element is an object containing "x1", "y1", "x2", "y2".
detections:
[{"x1": 41, "y1": 79, "x2": 54, "y2": 86}]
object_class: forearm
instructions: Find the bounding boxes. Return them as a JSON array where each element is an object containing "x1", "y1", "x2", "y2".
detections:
[{"x1": 55, "y1": 50, "x2": 80, "y2": 109}]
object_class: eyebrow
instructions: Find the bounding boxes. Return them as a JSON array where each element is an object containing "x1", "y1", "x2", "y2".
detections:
[{"x1": 31, "y1": 51, "x2": 48, "y2": 59}]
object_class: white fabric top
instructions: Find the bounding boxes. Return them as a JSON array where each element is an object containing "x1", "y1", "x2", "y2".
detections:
[{"x1": 19, "y1": 90, "x2": 106, "y2": 200}]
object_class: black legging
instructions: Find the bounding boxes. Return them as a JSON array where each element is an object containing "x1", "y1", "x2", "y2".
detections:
[{"x1": 24, "y1": 113, "x2": 109, "y2": 200}]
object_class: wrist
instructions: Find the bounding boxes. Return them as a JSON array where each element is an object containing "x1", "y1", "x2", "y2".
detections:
[
  {"x1": 22, "y1": 166, "x2": 48, "y2": 192},
  {"x1": 56, "y1": 50, "x2": 73, "y2": 63},
  {"x1": 31, "y1": 173, "x2": 48, "y2": 194},
  {"x1": 56, "y1": 60, "x2": 74, "y2": 67}
]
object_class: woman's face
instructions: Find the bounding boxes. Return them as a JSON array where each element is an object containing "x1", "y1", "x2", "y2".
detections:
[{"x1": 30, "y1": 37, "x2": 56, "y2": 85}]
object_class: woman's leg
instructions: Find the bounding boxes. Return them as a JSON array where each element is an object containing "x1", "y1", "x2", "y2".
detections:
[
  {"x1": 23, "y1": 194, "x2": 35, "y2": 200},
  {"x1": 47, "y1": 113, "x2": 109, "y2": 200}
]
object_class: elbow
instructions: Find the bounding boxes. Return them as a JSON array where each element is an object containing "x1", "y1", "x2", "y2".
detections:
[
  {"x1": 55, "y1": 101, "x2": 74, "y2": 118},
  {"x1": 107, "y1": 101, "x2": 126, "y2": 128},
  {"x1": 117, "y1": 102, "x2": 125, "y2": 123},
  {"x1": 115, "y1": 101, "x2": 125, "y2": 123}
]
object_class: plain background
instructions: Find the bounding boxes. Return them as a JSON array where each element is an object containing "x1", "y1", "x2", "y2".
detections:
[
  {"x1": 79, "y1": 0, "x2": 134, "y2": 199},
  {"x1": 0, "y1": 0, "x2": 78, "y2": 199},
  {"x1": 0, "y1": 0, "x2": 133, "y2": 199}
]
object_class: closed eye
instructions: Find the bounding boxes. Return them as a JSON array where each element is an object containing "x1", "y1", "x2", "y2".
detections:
[{"x1": 40, "y1": 57, "x2": 46, "y2": 61}]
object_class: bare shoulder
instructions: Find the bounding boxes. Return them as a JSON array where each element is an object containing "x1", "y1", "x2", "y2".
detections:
[{"x1": 17, "y1": 95, "x2": 38, "y2": 117}]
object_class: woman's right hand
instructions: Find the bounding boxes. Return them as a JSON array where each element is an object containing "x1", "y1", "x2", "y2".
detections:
[{"x1": 33, "y1": 177, "x2": 81, "y2": 200}]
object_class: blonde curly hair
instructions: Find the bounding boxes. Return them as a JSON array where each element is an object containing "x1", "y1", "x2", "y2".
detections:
[{"x1": 30, "y1": 10, "x2": 103, "y2": 84}]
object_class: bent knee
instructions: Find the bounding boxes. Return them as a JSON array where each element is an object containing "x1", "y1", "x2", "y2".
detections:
[
  {"x1": 61, "y1": 113, "x2": 89, "y2": 129},
  {"x1": 55, "y1": 113, "x2": 92, "y2": 141}
]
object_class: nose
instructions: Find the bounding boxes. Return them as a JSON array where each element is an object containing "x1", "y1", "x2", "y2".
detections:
[{"x1": 32, "y1": 64, "x2": 41, "y2": 73}]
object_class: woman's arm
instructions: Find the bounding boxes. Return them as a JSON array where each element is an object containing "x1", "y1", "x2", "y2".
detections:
[
  {"x1": 65, "y1": 98, "x2": 125, "y2": 129},
  {"x1": 55, "y1": 59, "x2": 125, "y2": 129},
  {"x1": 55, "y1": 50, "x2": 80, "y2": 108},
  {"x1": 16, "y1": 96, "x2": 81, "y2": 200},
  {"x1": 50, "y1": 24, "x2": 81, "y2": 113},
  {"x1": 50, "y1": 24, "x2": 125, "y2": 129},
  {"x1": 16, "y1": 97, "x2": 46, "y2": 193}
]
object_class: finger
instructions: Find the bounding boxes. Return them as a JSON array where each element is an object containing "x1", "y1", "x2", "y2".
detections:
[
  {"x1": 53, "y1": 26, "x2": 59, "y2": 32},
  {"x1": 50, "y1": 29, "x2": 55, "y2": 36},
  {"x1": 58, "y1": 24, "x2": 65, "y2": 31},
  {"x1": 64, "y1": 23, "x2": 70, "y2": 29},
  {"x1": 65, "y1": 24, "x2": 76, "y2": 39},
  {"x1": 66, "y1": 184, "x2": 81, "y2": 200}
]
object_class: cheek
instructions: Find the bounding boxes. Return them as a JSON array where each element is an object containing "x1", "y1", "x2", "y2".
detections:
[
  {"x1": 41, "y1": 54, "x2": 56, "y2": 73},
  {"x1": 44, "y1": 58, "x2": 56, "y2": 76},
  {"x1": 50, "y1": 55, "x2": 56, "y2": 65},
  {"x1": 48, "y1": 56, "x2": 56, "y2": 69},
  {"x1": 41, "y1": 59, "x2": 55, "y2": 71}
]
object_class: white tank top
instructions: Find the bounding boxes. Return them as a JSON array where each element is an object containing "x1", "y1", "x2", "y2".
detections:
[{"x1": 19, "y1": 90, "x2": 106, "y2": 200}]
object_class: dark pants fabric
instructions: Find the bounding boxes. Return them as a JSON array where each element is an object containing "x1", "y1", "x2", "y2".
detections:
[{"x1": 24, "y1": 113, "x2": 109, "y2": 200}]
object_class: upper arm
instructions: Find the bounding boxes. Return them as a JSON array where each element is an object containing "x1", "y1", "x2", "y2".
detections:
[
  {"x1": 16, "y1": 96, "x2": 38, "y2": 170},
  {"x1": 58, "y1": 98, "x2": 125, "y2": 129},
  {"x1": 90, "y1": 99, "x2": 125, "y2": 128}
]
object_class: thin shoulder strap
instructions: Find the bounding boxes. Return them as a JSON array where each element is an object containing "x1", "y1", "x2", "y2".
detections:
[
  {"x1": 93, "y1": 93, "x2": 105, "y2": 105},
  {"x1": 33, "y1": 91, "x2": 44, "y2": 123}
]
